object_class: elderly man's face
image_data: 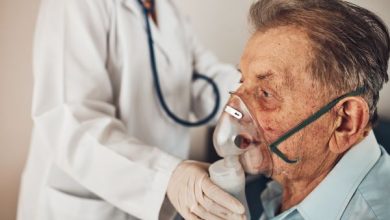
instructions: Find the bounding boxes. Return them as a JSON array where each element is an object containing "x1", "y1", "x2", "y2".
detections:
[{"x1": 238, "y1": 26, "x2": 337, "y2": 182}]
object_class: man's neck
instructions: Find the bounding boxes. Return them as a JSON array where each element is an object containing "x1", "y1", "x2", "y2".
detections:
[
  {"x1": 279, "y1": 170, "x2": 329, "y2": 212},
  {"x1": 277, "y1": 152, "x2": 341, "y2": 213}
]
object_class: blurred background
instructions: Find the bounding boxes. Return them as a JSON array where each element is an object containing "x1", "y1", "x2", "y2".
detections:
[{"x1": 0, "y1": 0, "x2": 389, "y2": 219}]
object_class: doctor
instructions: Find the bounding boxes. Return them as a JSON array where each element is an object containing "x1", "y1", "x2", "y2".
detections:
[{"x1": 17, "y1": 0, "x2": 245, "y2": 219}]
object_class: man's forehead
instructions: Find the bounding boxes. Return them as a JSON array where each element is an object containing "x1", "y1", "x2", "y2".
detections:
[
  {"x1": 240, "y1": 26, "x2": 312, "y2": 87},
  {"x1": 239, "y1": 52, "x2": 291, "y2": 82},
  {"x1": 243, "y1": 62, "x2": 294, "y2": 89}
]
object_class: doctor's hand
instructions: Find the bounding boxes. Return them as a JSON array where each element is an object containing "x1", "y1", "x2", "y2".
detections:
[{"x1": 167, "y1": 160, "x2": 246, "y2": 220}]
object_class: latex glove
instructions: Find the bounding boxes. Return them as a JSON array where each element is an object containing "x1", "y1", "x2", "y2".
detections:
[{"x1": 167, "y1": 160, "x2": 246, "y2": 220}]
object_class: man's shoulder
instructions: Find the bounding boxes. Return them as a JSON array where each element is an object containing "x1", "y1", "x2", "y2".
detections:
[
  {"x1": 360, "y1": 147, "x2": 390, "y2": 190},
  {"x1": 348, "y1": 147, "x2": 390, "y2": 219}
]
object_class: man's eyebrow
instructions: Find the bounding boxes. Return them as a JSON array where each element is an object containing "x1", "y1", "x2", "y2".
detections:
[{"x1": 256, "y1": 70, "x2": 274, "y2": 80}]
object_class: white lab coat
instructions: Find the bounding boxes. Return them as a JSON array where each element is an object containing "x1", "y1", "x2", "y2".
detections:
[{"x1": 17, "y1": 0, "x2": 239, "y2": 219}]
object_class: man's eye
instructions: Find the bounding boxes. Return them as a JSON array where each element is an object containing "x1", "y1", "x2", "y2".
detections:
[{"x1": 262, "y1": 90, "x2": 271, "y2": 98}]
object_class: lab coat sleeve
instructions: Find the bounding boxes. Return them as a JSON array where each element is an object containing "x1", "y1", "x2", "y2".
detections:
[
  {"x1": 32, "y1": 0, "x2": 181, "y2": 219},
  {"x1": 179, "y1": 15, "x2": 241, "y2": 124}
]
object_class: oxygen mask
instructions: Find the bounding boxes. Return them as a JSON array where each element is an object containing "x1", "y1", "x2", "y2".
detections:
[{"x1": 212, "y1": 93, "x2": 274, "y2": 177}]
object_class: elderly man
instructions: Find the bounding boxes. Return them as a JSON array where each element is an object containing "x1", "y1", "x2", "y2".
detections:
[{"x1": 235, "y1": 0, "x2": 390, "y2": 219}]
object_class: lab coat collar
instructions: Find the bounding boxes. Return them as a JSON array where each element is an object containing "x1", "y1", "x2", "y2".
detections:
[
  {"x1": 122, "y1": 0, "x2": 177, "y2": 64},
  {"x1": 297, "y1": 131, "x2": 381, "y2": 220}
]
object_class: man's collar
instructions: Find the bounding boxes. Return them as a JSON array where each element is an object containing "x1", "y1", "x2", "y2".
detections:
[
  {"x1": 260, "y1": 131, "x2": 381, "y2": 219},
  {"x1": 297, "y1": 131, "x2": 381, "y2": 219},
  {"x1": 261, "y1": 181, "x2": 283, "y2": 218}
]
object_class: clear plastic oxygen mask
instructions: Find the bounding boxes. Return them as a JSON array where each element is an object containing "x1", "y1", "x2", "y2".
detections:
[
  {"x1": 212, "y1": 94, "x2": 273, "y2": 177},
  {"x1": 209, "y1": 94, "x2": 273, "y2": 219}
]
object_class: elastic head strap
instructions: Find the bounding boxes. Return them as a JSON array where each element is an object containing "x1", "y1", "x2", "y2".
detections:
[{"x1": 269, "y1": 87, "x2": 366, "y2": 164}]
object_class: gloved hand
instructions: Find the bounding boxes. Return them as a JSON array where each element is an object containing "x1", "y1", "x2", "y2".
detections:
[{"x1": 167, "y1": 160, "x2": 246, "y2": 220}]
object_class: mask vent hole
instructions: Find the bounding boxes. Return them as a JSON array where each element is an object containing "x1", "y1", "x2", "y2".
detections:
[{"x1": 234, "y1": 134, "x2": 251, "y2": 149}]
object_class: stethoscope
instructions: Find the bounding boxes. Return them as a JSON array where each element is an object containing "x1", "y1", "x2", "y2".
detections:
[{"x1": 137, "y1": 0, "x2": 221, "y2": 127}]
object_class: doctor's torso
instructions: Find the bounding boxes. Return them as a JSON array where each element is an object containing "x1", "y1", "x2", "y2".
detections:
[
  {"x1": 18, "y1": 0, "x2": 218, "y2": 219},
  {"x1": 107, "y1": 0, "x2": 194, "y2": 157}
]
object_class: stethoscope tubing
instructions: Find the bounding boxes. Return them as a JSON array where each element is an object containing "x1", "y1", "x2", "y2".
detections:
[{"x1": 137, "y1": 0, "x2": 221, "y2": 127}]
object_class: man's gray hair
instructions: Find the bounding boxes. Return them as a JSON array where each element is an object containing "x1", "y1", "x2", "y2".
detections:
[{"x1": 249, "y1": 0, "x2": 390, "y2": 123}]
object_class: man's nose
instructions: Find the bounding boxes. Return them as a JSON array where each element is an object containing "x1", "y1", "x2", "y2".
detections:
[{"x1": 232, "y1": 85, "x2": 249, "y2": 97}]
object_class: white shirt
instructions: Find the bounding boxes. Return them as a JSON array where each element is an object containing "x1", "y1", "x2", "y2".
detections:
[{"x1": 260, "y1": 132, "x2": 390, "y2": 220}]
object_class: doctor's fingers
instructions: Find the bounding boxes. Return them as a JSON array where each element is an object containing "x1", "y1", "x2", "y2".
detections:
[
  {"x1": 198, "y1": 176, "x2": 246, "y2": 219},
  {"x1": 194, "y1": 177, "x2": 229, "y2": 219},
  {"x1": 186, "y1": 213, "x2": 202, "y2": 220},
  {"x1": 196, "y1": 197, "x2": 245, "y2": 220},
  {"x1": 190, "y1": 204, "x2": 223, "y2": 220},
  {"x1": 195, "y1": 186, "x2": 243, "y2": 220}
]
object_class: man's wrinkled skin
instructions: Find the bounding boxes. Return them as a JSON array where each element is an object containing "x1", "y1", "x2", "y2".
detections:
[{"x1": 238, "y1": 26, "x2": 370, "y2": 212}]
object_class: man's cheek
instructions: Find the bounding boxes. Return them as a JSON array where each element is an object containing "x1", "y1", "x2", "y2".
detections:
[
  {"x1": 261, "y1": 119, "x2": 289, "y2": 144},
  {"x1": 256, "y1": 113, "x2": 278, "y2": 130},
  {"x1": 279, "y1": 136, "x2": 304, "y2": 158}
]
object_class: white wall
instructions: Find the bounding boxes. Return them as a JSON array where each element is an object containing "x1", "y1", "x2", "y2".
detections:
[
  {"x1": 0, "y1": 1, "x2": 389, "y2": 220},
  {"x1": 348, "y1": 0, "x2": 390, "y2": 118},
  {"x1": 0, "y1": 0, "x2": 39, "y2": 219},
  {"x1": 174, "y1": 0, "x2": 253, "y2": 64}
]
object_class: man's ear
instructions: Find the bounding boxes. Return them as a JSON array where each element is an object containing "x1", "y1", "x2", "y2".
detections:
[{"x1": 329, "y1": 97, "x2": 370, "y2": 154}]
